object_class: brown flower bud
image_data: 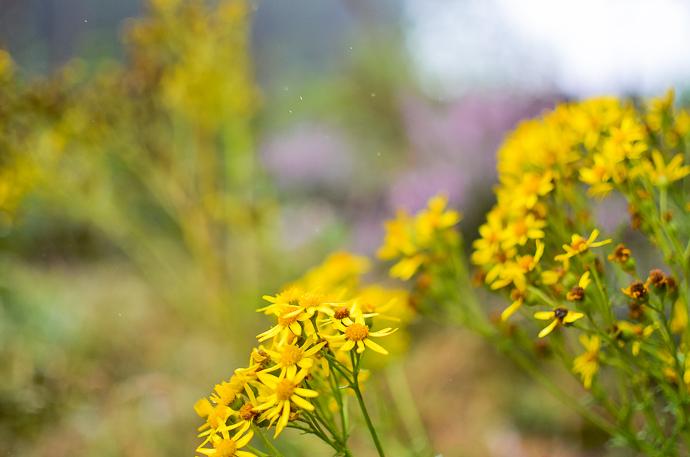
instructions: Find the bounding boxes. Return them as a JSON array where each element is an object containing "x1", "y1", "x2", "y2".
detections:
[{"x1": 567, "y1": 286, "x2": 585, "y2": 301}]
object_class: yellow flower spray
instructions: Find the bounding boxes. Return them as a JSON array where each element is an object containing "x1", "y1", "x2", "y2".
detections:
[{"x1": 378, "y1": 91, "x2": 690, "y2": 455}]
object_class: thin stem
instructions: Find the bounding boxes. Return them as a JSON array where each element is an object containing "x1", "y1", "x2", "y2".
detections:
[
  {"x1": 350, "y1": 352, "x2": 386, "y2": 457},
  {"x1": 385, "y1": 363, "x2": 433, "y2": 456},
  {"x1": 251, "y1": 424, "x2": 283, "y2": 457},
  {"x1": 329, "y1": 367, "x2": 349, "y2": 438},
  {"x1": 245, "y1": 445, "x2": 270, "y2": 457},
  {"x1": 303, "y1": 412, "x2": 338, "y2": 451}
]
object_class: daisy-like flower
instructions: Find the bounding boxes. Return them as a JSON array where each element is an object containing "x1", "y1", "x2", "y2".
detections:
[
  {"x1": 296, "y1": 292, "x2": 338, "y2": 319},
  {"x1": 258, "y1": 286, "x2": 305, "y2": 315},
  {"x1": 196, "y1": 427, "x2": 256, "y2": 457},
  {"x1": 223, "y1": 388, "x2": 263, "y2": 438},
  {"x1": 534, "y1": 306, "x2": 584, "y2": 338},
  {"x1": 209, "y1": 381, "x2": 239, "y2": 407},
  {"x1": 645, "y1": 150, "x2": 690, "y2": 187},
  {"x1": 621, "y1": 280, "x2": 649, "y2": 302},
  {"x1": 257, "y1": 304, "x2": 315, "y2": 345},
  {"x1": 377, "y1": 193, "x2": 460, "y2": 280},
  {"x1": 554, "y1": 229, "x2": 611, "y2": 265},
  {"x1": 319, "y1": 300, "x2": 376, "y2": 330},
  {"x1": 254, "y1": 368, "x2": 318, "y2": 438},
  {"x1": 262, "y1": 336, "x2": 326, "y2": 379},
  {"x1": 324, "y1": 312, "x2": 397, "y2": 355},
  {"x1": 194, "y1": 399, "x2": 233, "y2": 436},
  {"x1": 509, "y1": 171, "x2": 554, "y2": 210},
  {"x1": 490, "y1": 240, "x2": 544, "y2": 291},
  {"x1": 501, "y1": 213, "x2": 546, "y2": 249},
  {"x1": 572, "y1": 334, "x2": 601, "y2": 389},
  {"x1": 414, "y1": 193, "x2": 461, "y2": 243},
  {"x1": 608, "y1": 243, "x2": 631, "y2": 265}
]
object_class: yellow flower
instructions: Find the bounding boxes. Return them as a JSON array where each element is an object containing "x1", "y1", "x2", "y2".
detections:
[
  {"x1": 554, "y1": 229, "x2": 611, "y2": 264},
  {"x1": 572, "y1": 334, "x2": 601, "y2": 389},
  {"x1": 325, "y1": 312, "x2": 397, "y2": 355},
  {"x1": 194, "y1": 399, "x2": 233, "y2": 435},
  {"x1": 389, "y1": 253, "x2": 428, "y2": 280},
  {"x1": 415, "y1": 193, "x2": 461, "y2": 243},
  {"x1": 534, "y1": 307, "x2": 584, "y2": 338},
  {"x1": 196, "y1": 428, "x2": 256, "y2": 457},
  {"x1": 209, "y1": 381, "x2": 239, "y2": 407},
  {"x1": 296, "y1": 292, "x2": 338, "y2": 320},
  {"x1": 256, "y1": 304, "x2": 315, "y2": 346},
  {"x1": 566, "y1": 271, "x2": 591, "y2": 301},
  {"x1": 254, "y1": 368, "x2": 319, "y2": 438},
  {"x1": 579, "y1": 152, "x2": 619, "y2": 198},
  {"x1": 646, "y1": 89, "x2": 674, "y2": 131},
  {"x1": 645, "y1": 150, "x2": 690, "y2": 186},
  {"x1": 608, "y1": 115, "x2": 645, "y2": 150},
  {"x1": 378, "y1": 193, "x2": 460, "y2": 279},
  {"x1": 621, "y1": 281, "x2": 649, "y2": 302},
  {"x1": 509, "y1": 171, "x2": 554, "y2": 210},
  {"x1": 490, "y1": 240, "x2": 544, "y2": 291},
  {"x1": 377, "y1": 208, "x2": 417, "y2": 260},
  {"x1": 258, "y1": 286, "x2": 306, "y2": 314},
  {"x1": 501, "y1": 213, "x2": 546, "y2": 249},
  {"x1": 262, "y1": 336, "x2": 326, "y2": 379}
]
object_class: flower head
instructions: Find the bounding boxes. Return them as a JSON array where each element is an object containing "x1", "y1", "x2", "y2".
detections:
[
  {"x1": 572, "y1": 334, "x2": 601, "y2": 389},
  {"x1": 254, "y1": 368, "x2": 318, "y2": 438},
  {"x1": 554, "y1": 229, "x2": 611, "y2": 264},
  {"x1": 196, "y1": 428, "x2": 256, "y2": 457},
  {"x1": 534, "y1": 307, "x2": 584, "y2": 338},
  {"x1": 324, "y1": 312, "x2": 397, "y2": 355}
]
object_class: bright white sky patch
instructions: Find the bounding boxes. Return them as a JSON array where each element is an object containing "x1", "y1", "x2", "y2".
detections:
[{"x1": 405, "y1": 0, "x2": 690, "y2": 96}]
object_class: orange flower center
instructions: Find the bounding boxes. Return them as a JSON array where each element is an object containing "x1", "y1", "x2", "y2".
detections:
[
  {"x1": 333, "y1": 307, "x2": 350, "y2": 320},
  {"x1": 278, "y1": 308, "x2": 299, "y2": 327},
  {"x1": 571, "y1": 237, "x2": 587, "y2": 252},
  {"x1": 213, "y1": 438, "x2": 237, "y2": 457},
  {"x1": 518, "y1": 255, "x2": 534, "y2": 270},
  {"x1": 513, "y1": 220, "x2": 528, "y2": 237},
  {"x1": 275, "y1": 379, "x2": 295, "y2": 401},
  {"x1": 280, "y1": 345, "x2": 302, "y2": 366},
  {"x1": 345, "y1": 323, "x2": 369, "y2": 341},
  {"x1": 239, "y1": 403, "x2": 259, "y2": 421}
]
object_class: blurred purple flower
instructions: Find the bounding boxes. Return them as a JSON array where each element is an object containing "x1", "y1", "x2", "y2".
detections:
[{"x1": 260, "y1": 123, "x2": 353, "y2": 189}]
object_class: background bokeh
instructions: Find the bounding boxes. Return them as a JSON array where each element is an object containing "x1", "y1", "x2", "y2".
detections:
[{"x1": 1, "y1": 0, "x2": 689, "y2": 456}]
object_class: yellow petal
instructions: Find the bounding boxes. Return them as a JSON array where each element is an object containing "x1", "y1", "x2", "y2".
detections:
[
  {"x1": 363, "y1": 338, "x2": 389, "y2": 355},
  {"x1": 538, "y1": 319, "x2": 559, "y2": 338}
]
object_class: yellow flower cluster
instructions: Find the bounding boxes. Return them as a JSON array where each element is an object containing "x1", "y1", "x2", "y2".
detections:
[
  {"x1": 194, "y1": 252, "x2": 412, "y2": 455},
  {"x1": 124, "y1": 0, "x2": 259, "y2": 130},
  {"x1": 377, "y1": 194, "x2": 461, "y2": 280},
  {"x1": 372, "y1": 92, "x2": 690, "y2": 451},
  {"x1": 472, "y1": 93, "x2": 689, "y2": 330}
]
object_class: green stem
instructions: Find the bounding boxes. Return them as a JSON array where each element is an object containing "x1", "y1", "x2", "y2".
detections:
[
  {"x1": 329, "y1": 367, "x2": 349, "y2": 438},
  {"x1": 251, "y1": 424, "x2": 283, "y2": 457},
  {"x1": 303, "y1": 412, "x2": 338, "y2": 451},
  {"x1": 245, "y1": 444, "x2": 270, "y2": 457},
  {"x1": 350, "y1": 352, "x2": 386, "y2": 457},
  {"x1": 385, "y1": 363, "x2": 433, "y2": 456}
]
